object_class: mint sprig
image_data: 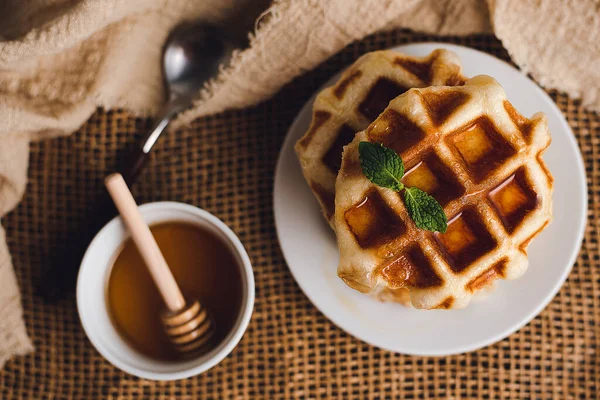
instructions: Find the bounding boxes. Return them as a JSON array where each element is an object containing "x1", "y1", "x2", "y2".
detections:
[
  {"x1": 358, "y1": 141, "x2": 448, "y2": 233},
  {"x1": 403, "y1": 187, "x2": 448, "y2": 233},
  {"x1": 358, "y1": 142, "x2": 404, "y2": 191}
]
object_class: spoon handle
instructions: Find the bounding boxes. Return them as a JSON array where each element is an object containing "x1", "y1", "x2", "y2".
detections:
[
  {"x1": 123, "y1": 113, "x2": 173, "y2": 184},
  {"x1": 105, "y1": 173, "x2": 186, "y2": 312}
]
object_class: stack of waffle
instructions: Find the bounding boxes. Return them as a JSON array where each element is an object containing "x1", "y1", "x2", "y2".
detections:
[{"x1": 295, "y1": 49, "x2": 553, "y2": 309}]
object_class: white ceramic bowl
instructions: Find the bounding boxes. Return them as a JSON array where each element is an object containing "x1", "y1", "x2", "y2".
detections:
[{"x1": 77, "y1": 202, "x2": 254, "y2": 380}]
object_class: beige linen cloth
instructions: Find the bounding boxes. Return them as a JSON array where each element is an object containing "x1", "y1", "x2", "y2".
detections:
[{"x1": 1, "y1": 0, "x2": 598, "y2": 367}]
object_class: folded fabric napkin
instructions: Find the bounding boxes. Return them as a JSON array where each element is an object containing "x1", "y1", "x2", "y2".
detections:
[{"x1": 1, "y1": 0, "x2": 598, "y2": 367}]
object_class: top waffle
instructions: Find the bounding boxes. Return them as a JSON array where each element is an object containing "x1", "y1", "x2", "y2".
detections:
[
  {"x1": 295, "y1": 49, "x2": 466, "y2": 227},
  {"x1": 334, "y1": 75, "x2": 553, "y2": 309}
]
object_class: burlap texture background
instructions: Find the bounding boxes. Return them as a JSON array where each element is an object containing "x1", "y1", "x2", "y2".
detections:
[{"x1": 0, "y1": 31, "x2": 597, "y2": 399}]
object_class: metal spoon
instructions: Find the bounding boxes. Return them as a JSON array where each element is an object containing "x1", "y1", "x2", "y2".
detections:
[
  {"x1": 123, "y1": 22, "x2": 237, "y2": 184},
  {"x1": 39, "y1": 22, "x2": 237, "y2": 301}
]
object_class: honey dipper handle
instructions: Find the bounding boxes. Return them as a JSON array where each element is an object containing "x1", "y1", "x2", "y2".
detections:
[{"x1": 105, "y1": 173, "x2": 186, "y2": 312}]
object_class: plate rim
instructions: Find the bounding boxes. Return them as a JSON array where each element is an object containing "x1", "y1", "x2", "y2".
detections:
[{"x1": 273, "y1": 42, "x2": 588, "y2": 356}]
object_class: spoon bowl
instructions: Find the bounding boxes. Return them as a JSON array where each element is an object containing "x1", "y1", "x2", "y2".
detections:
[{"x1": 164, "y1": 23, "x2": 236, "y2": 102}]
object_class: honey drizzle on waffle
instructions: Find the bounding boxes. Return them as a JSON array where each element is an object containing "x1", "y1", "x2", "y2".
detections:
[{"x1": 335, "y1": 75, "x2": 553, "y2": 309}]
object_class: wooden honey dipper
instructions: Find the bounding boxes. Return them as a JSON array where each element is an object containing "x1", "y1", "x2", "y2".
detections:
[{"x1": 105, "y1": 173, "x2": 215, "y2": 356}]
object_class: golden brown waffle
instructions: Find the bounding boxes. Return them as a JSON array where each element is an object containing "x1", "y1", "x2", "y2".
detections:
[
  {"x1": 334, "y1": 75, "x2": 553, "y2": 309},
  {"x1": 295, "y1": 49, "x2": 466, "y2": 227}
]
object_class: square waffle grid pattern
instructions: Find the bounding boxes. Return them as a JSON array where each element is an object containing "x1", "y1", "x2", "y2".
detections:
[
  {"x1": 295, "y1": 49, "x2": 465, "y2": 224},
  {"x1": 335, "y1": 77, "x2": 552, "y2": 310},
  {"x1": 0, "y1": 33, "x2": 597, "y2": 399}
]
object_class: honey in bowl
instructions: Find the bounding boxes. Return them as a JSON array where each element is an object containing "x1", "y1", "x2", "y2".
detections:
[{"x1": 107, "y1": 222, "x2": 243, "y2": 361}]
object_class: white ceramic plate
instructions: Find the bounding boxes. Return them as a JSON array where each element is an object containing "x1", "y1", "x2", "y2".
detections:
[{"x1": 273, "y1": 43, "x2": 587, "y2": 356}]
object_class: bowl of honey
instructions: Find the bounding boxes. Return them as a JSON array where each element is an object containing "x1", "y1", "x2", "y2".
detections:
[{"x1": 76, "y1": 202, "x2": 254, "y2": 380}]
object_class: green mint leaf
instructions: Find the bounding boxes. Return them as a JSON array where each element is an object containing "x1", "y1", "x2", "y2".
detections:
[
  {"x1": 358, "y1": 142, "x2": 404, "y2": 191},
  {"x1": 403, "y1": 187, "x2": 448, "y2": 233}
]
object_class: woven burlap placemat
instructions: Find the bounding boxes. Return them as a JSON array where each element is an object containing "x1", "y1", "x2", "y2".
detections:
[{"x1": 1, "y1": 31, "x2": 598, "y2": 399}]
